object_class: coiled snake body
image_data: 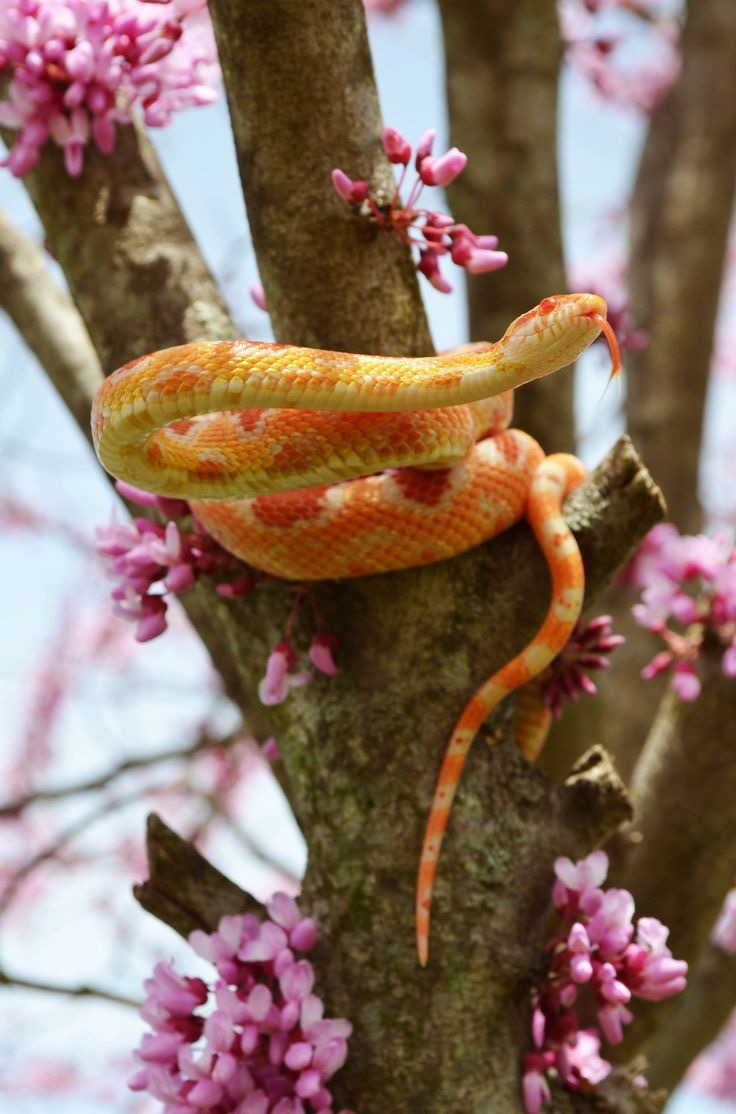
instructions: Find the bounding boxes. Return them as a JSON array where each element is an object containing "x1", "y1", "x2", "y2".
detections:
[{"x1": 92, "y1": 292, "x2": 616, "y2": 964}]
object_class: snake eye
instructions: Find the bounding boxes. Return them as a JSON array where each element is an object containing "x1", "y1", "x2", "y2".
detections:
[{"x1": 539, "y1": 297, "x2": 557, "y2": 315}]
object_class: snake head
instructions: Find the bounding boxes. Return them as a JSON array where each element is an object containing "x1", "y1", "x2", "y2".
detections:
[{"x1": 501, "y1": 293, "x2": 620, "y2": 384}]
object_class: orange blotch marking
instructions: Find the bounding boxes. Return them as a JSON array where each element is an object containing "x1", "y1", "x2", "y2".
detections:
[
  {"x1": 146, "y1": 439, "x2": 165, "y2": 467},
  {"x1": 393, "y1": 468, "x2": 453, "y2": 507},
  {"x1": 237, "y1": 410, "x2": 262, "y2": 435},
  {"x1": 251, "y1": 486, "x2": 329, "y2": 528},
  {"x1": 158, "y1": 371, "x2": 202, "y2": 397},
  {"x1": 496, "y1": 430, "x2": 520, "y2": 463},
  {"x1": 169, "y1": 418, "x2": 195, "y2": 437},
  {"x1": 193, "y1": 458, "x2": 227, "y2": 479}
]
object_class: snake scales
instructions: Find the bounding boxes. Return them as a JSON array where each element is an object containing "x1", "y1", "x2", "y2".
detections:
[{"x1": 92, "y1": 292, "x2": 618, "y2": 964}]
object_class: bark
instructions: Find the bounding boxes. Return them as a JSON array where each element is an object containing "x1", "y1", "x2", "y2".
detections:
[
  {"x1": 5, "y1": 121, "x2": 238, "y2": 372},
  {"x1": 208, "y1": 0, "x2": 431, "y2": 356},
  {"x1": 438, "y1": 0, "x2": 573, "y2": 451},
  {"x1": 0, "y1": 207, "x2": 103, "y2": 442},
  {"x1": 627, "y1": 0, "x2": 736, "y2": 532},
  {"x1": 134, "y1": 814, "x2": 261, "y2": 939},
  {"x1": 612, "y1": 643, "x2": 736, "y2": 1059}
]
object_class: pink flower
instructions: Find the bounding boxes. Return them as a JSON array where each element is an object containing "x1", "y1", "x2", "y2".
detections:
[
  {"x1": 97, "y1": 482, "x2": 255, "y2": 642},
  {"x1": 671, "y1": 660, "x2": 701, "y2": 701},
  {"x1": 565, "y1": 1029, "x2": 611, "y2": 1088},
  {"x1": 622, "y1": 918, "x2": 688, "y2": 1001},
  {"x1": 417, "y1": 146, "x2": 467, "y2": 187},
  {"x1": 0, "y1": 0, "x2": 220, "y2": 178},
  {"x1": 542, "y1": 615, "x2": 624, "y2": 720},
  {"x1": 249, "y1": 283, "x2": 267, "y2": 312},
  {"x1": 332, "y1": 125, "x2": 507, "y2": 294},
  {"x1": 553, "y1": 848, "x2": 609, "y2": 907},
  {"x1": 132, "y1": 897, "x2": 353, "y2": 1113},
  {"x1": 526, "y1": 850, "x2": 686, "y2": 1109},
  {"x1": 258, "y1": 643, "x2": 311, "y2": 706},
  {"x1": 522, "y1": 1055, "x2": 552, "y2": 1114},
  {"x1": 308, "y1": 632, "x2": 339, "y2": 676},
  {"x1": 626, "y1": 524, "x2": 736, "y2": 700},
  {"x1": 559, "y1": 0, "x2": 681, "y2": 113},
  {"x1": 330, "y1": 168, "x2": 369, "y2": 203},
  {"x1": 382, "y1": 125, "x2": 410, "y2": 165}
]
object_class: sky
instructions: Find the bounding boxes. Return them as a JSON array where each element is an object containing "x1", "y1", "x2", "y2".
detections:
[{"x1": 0, "y1": 0, "x2": 733, "y2": 1111}]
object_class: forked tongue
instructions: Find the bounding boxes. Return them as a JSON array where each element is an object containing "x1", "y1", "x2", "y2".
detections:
[{"x1": 586, "y1": 312, "x2": 621, "y2": 384}]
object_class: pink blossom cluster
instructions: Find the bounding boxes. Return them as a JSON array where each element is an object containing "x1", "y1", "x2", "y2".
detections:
[
  {"x1": 130, "y1": 893, "x2": 354, "y2": 1113},
  {"x1": 522, "y1": 850, "x2": 687, "y2": 1113},
  {"x1": 559, "y1": 0, "x2": 681, "y2": 113},
  {"x1": 332, "y1": 126, "x2": 508, "y2": 294},
  {"x1": 258, "y1": 634, "x2": 338, "y2": 707},
  {"x1": 541, "y1": 614, "x2": 624, "y2": 720},
  {"x1": 96, "y1": 481, "x2": 255, "y2": 642},
  {"x1": 0, "y1": 0, "x2": 219, "y2": 178},
  {"x1": 623, "y1": 523, "x2": 736, "y2": 701}
]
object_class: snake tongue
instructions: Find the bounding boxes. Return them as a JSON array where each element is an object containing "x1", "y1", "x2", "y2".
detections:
[{"x1": 586, "y1": 312, "x2": 621, "y2": 383}]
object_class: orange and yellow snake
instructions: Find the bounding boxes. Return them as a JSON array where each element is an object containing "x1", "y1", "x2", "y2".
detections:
[{"x1": 91, "y1": 292, "x2": 618, "y2": 965}]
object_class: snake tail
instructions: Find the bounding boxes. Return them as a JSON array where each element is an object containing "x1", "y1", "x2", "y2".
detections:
[{"x1": 415, "y1": 453, "x2": 587, "y2": 966}]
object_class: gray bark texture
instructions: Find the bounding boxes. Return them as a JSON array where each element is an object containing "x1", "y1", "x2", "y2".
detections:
[
  {"x1": 0, "y1": 206, "x2": 103, "y2": 441},
  {"x1": 627, "y1": 0, "x2": 736, "y2": 533},
  {"x1": 437, "y1": 0, "x2": 573, "y2": 451},
  {"x1": 612, "y1": 643, "x2": 736, "y2": 1065},
  {"x1": 8, "y1": 0, "x2": 684, "y2": 1110}
]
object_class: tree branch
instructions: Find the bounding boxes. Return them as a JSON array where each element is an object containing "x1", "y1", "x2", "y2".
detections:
[
  {"x1": 133, "y1": 813, "x2": 262, "y2": 938},
  {"x1": 627, "y1": 0, "x2": 736, "y2": 531},
  {"x1": 437, "y1": 0, "x2": 572, "y2": 450},
  {"x1": 6, "y1": 122, "x2": 238, "y2": 373},
  {"x1": 0, "y1": 728, "x2": 242, "y2": 816},
  {"x1": 0, "y1": 969, "x2": 138, "y2": 1008},
  {"x1": 612, "y1": 645, "x2": 736, "y2": 1058},
  {"x1": 0, "y1": 207, "x2": 103, "y2": 442},
  {"x1": 208, "y1": 0, "x2": 432, "y2": 355}
]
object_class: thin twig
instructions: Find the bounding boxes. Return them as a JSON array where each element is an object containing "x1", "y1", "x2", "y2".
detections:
[
  {"x1": 0, "y1": 782, "x2": 173, "y2": 915},
  {"x1": 0, "y1": 729, "x2": 243, "y2": 817},
  {"x1": 0, "y1": 968, "x2": 139, "y2": 1008}
]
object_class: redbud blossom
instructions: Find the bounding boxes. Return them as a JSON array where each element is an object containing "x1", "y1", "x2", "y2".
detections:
[
  {"x1": 332, "y1": 125, "x2": 507, "y2": 294},
  {"x1": 97, "y1": 481, "x2": 254, "y2": 642},
  {"x1": 417, "y1": 146, "x2": 467, "y2": 187},
  {"x1": 249, "y1": 283, "x2": 267, "y2": 312},
  {"x1": 331, "y1": 168, "x2": 369, "y2": 204},
  {"x1": 625, "y1": 523, "x2": 736, "y2": 701},
  {"x1": 308, "y1": 632, "x2": 339, "y2": 676},
  {"x1": 523, "y1": 850, "x2": 686, "y2": 1111},
  {"x1": 0, "y1": 0, "x2": 220, "y2": 178},
  {"x1": 131, "y1": 896, "x2": 354, "y2": 1113},
  {"x1": 542, "y1": 615, "x2": 624, "y2": 720},
  {"x1": 258, "y1": 642, "x2": 311, "y2": 706},
  {"x1": 382, "y1": 125, "x2": 411, "y2": 165}
]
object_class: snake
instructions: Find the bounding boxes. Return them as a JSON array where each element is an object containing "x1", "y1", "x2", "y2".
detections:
[{"x1": 91, "y1": 292, "x2": 619, "y2": 965}]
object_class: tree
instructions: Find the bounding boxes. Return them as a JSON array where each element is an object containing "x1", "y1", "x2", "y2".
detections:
[{"x1": 0, "y1": 1, "x2": 735, "y2": 1112}]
